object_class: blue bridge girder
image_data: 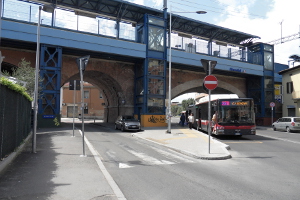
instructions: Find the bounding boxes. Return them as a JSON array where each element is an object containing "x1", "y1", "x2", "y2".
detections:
[{"x1": 2, "y1": 19, "x2": 265, "y2": 77}]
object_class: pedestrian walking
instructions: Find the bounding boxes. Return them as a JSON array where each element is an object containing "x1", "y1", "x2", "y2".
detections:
[
  {"x1": 188, "y1": 113, "x2": 194, "y2": 129},
  {"x1": 180, "y1": 113, "x2": 185, "y2": 127}
]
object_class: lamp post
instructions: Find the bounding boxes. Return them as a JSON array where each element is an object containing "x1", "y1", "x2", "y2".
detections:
[
  {"x1": 32, "y1": 5, "x2": 55, "y2": 153},
  {"x1": 167, "y1": 7, "x2": 206, "y2": 133},
  {"x1": 76, "y1": 55, "x2": 90, "y2": 157}
]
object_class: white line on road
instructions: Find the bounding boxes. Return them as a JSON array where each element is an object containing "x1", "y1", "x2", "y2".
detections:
[
  {"x1": 150, "y1": 146, "x2": 195, "y2": 163},
  {"x1": 257, "y1": 133, "x2": 300, "y2": 145},
  {"x1": 127, "y1": 150, "x2": 176, "y2": 165},
  {"x1": 119, "y1": 163, "x2": 134, "y2": 168},
  {"x1": 79, "y1": 130, "x2": 127, "y2": 200}
]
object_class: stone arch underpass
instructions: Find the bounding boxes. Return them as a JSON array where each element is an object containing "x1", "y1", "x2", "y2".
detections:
[
  {"x1": 61, "y1": 56, "x2": 136, "y2": 123},
  {"x1": 170, "y1": 74, "x2": 247, "y2": 100}
]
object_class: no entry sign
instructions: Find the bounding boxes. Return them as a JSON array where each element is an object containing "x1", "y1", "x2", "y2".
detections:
[{"x1": 203, "y1": 75, "x2": 218, "y2": 90}]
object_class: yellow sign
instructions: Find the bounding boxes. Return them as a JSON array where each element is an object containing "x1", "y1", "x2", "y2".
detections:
[
  {"x1": 274, "y1": 84, "x2": 281, "y2": 95},
  {"x1": 140, "y1": 115, "x2": 167, "y2": 127}
]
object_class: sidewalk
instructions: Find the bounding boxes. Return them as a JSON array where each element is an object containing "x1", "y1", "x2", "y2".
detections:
[
  {"x1": 132, "y1": 124, "x2": 231, "y2": 160},
  {"x1": 0, "y1": 122, "x2": 119, "y2": 200}
]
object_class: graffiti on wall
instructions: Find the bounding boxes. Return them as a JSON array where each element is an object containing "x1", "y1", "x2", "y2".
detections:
[{"x1": 148, "y1": 115, "x2": 166, "y2": 123}]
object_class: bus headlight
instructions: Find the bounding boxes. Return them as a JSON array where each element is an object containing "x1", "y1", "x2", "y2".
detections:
[
  {"x1": 251, "y1": 126, "x2": 256, "y2": 134},
  {"x1": 216, "y1": 125, "x2": 224, "y2": 134}
]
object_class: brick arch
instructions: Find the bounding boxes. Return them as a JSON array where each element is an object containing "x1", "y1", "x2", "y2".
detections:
[
  {"x1": 61, "y1": 57, "x2": 135, "y2": 122},
  {"x1": 171, "y1": 79, "x2": 246, "y2": 99},
  {"x1": 62, "y1": 71, "x2": 121, "y2": 106}
]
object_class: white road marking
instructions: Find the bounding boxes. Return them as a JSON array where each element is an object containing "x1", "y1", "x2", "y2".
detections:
[
  {"x1": 150, "y1": 147, "x2": 195, "y2": 163},
  {"x1": 127, "y1": 150, "x2": 176, "y2": 165},
  {"x1": 79, "y1": 130, "x2": 127, "y2": 200},
  {"x1": 258, "y1": 133, "x2": 300, "y2": 145},
  {"x1": 119, "y1": 163, "x2": 134, "y2": 168}
]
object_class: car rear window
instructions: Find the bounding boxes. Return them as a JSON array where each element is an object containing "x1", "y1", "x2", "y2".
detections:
[
  {"x1": 124, "y1": 116, "x2": 136, "y2": 120},
  {"x1": 294, "y1": 118, "x2": 300, "y2": 122}
]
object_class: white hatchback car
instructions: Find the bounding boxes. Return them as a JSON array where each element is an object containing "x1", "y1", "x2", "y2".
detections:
[{"x1": 272, "y1": 117, "x2": 300, "y2": 133}]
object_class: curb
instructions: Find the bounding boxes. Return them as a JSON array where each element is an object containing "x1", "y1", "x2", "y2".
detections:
[
  {"x1": 0, "y1": 132, "x2": 32, "y2": 174},
  {"x1": 131, "y1": 133, "x2": 231, "y2": 160}
]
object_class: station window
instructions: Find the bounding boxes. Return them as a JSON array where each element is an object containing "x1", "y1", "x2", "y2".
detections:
[
  {"x1": 148, "y1": 78, "x2": 164, "y2": 95},
  {"x1": 148, "y1": 59, "x2": 164, "y2": 76},
  {"x1": 264, "y1": 52, "x2": 273, "y2": 70},
  {"x1": 148, "y1": 17, "x2": 164, "y2": 26},
  {"x1": 148, "y1": 26, "x2": 164, "y2": 51}
]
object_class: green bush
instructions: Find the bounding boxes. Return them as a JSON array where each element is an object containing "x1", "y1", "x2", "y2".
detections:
[{"x1": 0, "y1": 77, "x2": 32, "y2": 101}]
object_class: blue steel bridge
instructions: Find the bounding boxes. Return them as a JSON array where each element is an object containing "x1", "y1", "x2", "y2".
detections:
[{"x1": 0, "y1": 0, "x2": 287, "y2": 126}]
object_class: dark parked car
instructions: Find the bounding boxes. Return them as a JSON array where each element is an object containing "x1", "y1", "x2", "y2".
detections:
[
  {"x1": 115, "y1": 115, "x2": 141, "y2": 132},
  {"x1": 272, "y1": 117, "x2": 300, "y2": 133}
]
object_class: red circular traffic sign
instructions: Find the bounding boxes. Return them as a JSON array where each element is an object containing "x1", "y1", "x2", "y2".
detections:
[
  {"x1": 270, "y1": 102, "x2": 275, "y2": 107},
  {"x1": 204, "y1": 75, "x2": 218, "y2": 90}
]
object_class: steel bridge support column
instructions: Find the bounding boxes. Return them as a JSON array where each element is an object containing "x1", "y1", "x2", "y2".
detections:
[{"x1": 38, "y1": 45, "x2": 62, "y2": 127}]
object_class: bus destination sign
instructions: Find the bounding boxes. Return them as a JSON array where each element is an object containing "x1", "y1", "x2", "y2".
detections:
[{"x1": 222, "y1": 101, "x2": 248, "y2": 106}]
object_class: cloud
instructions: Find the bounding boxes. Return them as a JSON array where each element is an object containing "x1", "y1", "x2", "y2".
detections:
[{"x1": 217, "y1": 0, "x2": 300, "y2": 64}]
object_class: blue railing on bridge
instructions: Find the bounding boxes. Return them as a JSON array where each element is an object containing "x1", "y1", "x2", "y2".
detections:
[{"x1": 2, "y1": 0, "x2": 262, "y2": 65}]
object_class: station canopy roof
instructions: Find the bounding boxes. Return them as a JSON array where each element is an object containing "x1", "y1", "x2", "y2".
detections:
[{"x1": 34, "y1": 0, "x2": 260, "y2": 46}]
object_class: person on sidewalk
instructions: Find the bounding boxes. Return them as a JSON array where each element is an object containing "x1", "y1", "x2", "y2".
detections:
[
  {"x1": 180, "y1": 113, "x2": 186, "y2": 127},
  {"x1": 188, "y1": 113, "x2": 194, "y2": 129}
]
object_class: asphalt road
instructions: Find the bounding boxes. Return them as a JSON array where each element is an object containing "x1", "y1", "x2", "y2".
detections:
[{"x1": 83, "y1": 123, "x2": 300, "y2": 200}]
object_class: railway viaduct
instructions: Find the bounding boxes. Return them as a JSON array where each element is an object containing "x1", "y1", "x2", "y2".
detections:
[{"x1": 0, "y1": 0, "x2": 286, "y2": 127}]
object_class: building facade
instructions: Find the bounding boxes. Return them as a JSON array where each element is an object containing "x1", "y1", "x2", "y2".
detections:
[
  {"x1": 61, "y1": 82, "x2": 105, "y2": 119},
  {"x1": 279, "y1": 65, "x2": 300, "y2": 117}
]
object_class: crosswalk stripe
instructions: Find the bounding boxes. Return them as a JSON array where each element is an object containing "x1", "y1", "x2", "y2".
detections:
[
  {"x1": 150, "y1": 147, "x2": 195, "y2": 163},
  {"x1": 127, "y1": 150, "x2": 176, "y2": 165}
]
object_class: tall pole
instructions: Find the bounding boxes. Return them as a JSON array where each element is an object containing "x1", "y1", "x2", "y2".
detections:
[
  {"x1": 72, "y1": 80, "x2": 76, "y2": 137},
  {"x1": 32, "y1": 6, "x2": 42, "y2": 153},
  {"x1": 280, "y1": 20, "x2": 283, "y2": 44},
  {"x1": 208, "y1": 61, "x2": 211, "y2": 154},
  {"x1": 167, "y1": 5, "x2": 172, "y2": 133},
  {"x1": 80, "y1": 62, "x2": 86, "y2": 157}
]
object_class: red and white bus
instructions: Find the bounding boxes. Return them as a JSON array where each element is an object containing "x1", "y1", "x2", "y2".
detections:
[{"x1": 187, "y1": 94, "x2": 256, "y2": 136}]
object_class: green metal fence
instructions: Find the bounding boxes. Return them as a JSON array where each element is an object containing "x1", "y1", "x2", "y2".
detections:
[{"x1": 0, "y1": 83, "x2": 32, "y2": 160}]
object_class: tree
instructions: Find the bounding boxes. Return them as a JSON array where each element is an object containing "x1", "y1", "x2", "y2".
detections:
[
  {"x1": 3, "y1": 58, "x2": 42, "y2": 98},
  {"x1": 181, "y1": 98, "x2": 195, "y2": 110}
]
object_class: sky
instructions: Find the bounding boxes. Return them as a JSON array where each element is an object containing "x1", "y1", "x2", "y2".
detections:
[{"x1": 126, "y1": 0, "x2": 300, "y2": 102}]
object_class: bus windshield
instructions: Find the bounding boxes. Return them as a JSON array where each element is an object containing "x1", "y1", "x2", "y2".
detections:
[{"x1": 217, "y1": 99, "x2": 255, "y2": 125}]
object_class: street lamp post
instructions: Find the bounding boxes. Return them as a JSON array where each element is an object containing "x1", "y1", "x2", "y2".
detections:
[
  {"x1": 32, "y1": 6, "x2": 42, "y2": 153},
  {"x1": 32, "y1": 5, "x2": 55, "y2": 153},
  {"x1": 167, "y1": 7, "x2": 206, "y2": 133}
]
